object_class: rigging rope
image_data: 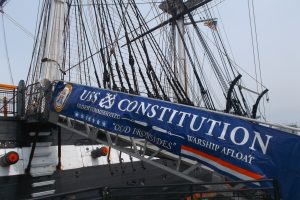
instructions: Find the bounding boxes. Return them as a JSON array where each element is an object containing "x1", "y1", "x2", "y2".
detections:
[
  {"x1": 92, "y1": 0, "x2": 109, "y2": 88},
  {"x1": 130, "y1": 2, "x2": 169, "y2": 100},
  {"x1": 3, "y1": 12, "x2": 34, "y2": 39},
  {"x1": 247, "y1": 0, "x2": 266, "y2": 119},
  {"x1": 250, "y1": 0, "x2": 266, "y2": 118},
  {"x1": 201, "y1": 5, "x2": 250, "y2": 115},
  {"x1": 130, "y1": 2, "x2": 190, "y2": 103},
  {"x1": 100, "y1": 0, "x2": 125, "y2": 92},
  {"x1": 116, "y1": 0, "x2": 139, "y2": 94},
  {"x1": 247, "y1": 0, "x2": 258, "y2": 92},
  {"x1": 117, "y1": 2, "x2": 153, "y2": 97},
  {"x1": 1, "y1": 12, "x2": 14, "y2": 84},
  {"x1": 76, "y1": 0, "x2": 101, "y2": 87},
  {"x1": 104, "y1": 0, "x2": 133, "y2": 93}
]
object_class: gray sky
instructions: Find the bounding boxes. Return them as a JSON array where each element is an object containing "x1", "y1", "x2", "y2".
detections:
[
  {"x1": 0, "y1": 0, "x2": 299, "y2": 125},
  {"x1": 217, "y1": 0, "x2": 300, "y2": 125}
]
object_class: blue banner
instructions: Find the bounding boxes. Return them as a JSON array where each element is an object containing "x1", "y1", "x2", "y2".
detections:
[{"x1": 51, "y1": 81, "x2": 300, "y2": 199}]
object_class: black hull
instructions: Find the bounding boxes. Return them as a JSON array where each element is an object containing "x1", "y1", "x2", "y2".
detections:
[{"x1": 1, "y1": 159, "x2": 212, "y2": 200}]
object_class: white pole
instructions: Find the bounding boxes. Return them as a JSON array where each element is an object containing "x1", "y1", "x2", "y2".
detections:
[
  {"x1": 177, "y1": 17, "x2": 188, "y2": 95},
  {"x1": 40, "y1": 0, "x2": 65, "y2": 81}
]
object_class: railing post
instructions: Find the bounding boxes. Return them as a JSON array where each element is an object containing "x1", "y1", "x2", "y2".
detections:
[
  {"x1": 102, "y1": 187, "x2": 109, "y2": 200},
  {"x1": 273, "y1": 179, "x2": 280, "y2": 200},
  {"x1": 3, "y1": 97, "x2": 7, "y2": 118},
  {"x1": 56, "y1": 126, "x2": 62, "y2": 170},
  {"x1": 190, "y1": 184, "x2": 193, "y2": 200},
  {"x1": 17, "y1": 80, "x2": 25, "y2": 118},
  {"x1": 12, "y1": 89, "x2": 15, "y2": 116},
  {"x1": 42, "y1": 79, "x2": 52, "y2": 120}
]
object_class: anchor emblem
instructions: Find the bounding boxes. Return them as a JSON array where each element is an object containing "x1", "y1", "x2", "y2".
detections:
[{"x1": 99, "y1": 93, "x2": 117, "y2": 109}]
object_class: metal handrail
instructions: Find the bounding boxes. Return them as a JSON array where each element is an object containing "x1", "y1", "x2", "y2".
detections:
[
  {"x1": 29, "y1": 179, "x2": 279, "y2": 200},
  {"x1": 0, "y1": 83, "x2": 17, "y2": 90},
  {"x1": 0, "y1": 86, "x2": 17, "y2": 117}
]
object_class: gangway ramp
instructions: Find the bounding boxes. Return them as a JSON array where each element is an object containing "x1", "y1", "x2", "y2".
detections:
[
  {"x1": 37, "y1": 81, "x2": 300, "y2": 199},
  {"x1": 49, "y1": 112, "x2": 220, "y2": 184}
]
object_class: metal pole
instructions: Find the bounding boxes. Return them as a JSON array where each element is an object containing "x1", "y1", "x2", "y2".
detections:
[{"x1": 56, "y1": 126, "x2": 62, "y2": 170}]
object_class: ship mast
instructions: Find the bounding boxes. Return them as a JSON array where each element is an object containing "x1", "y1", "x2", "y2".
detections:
[
  {"x1": 159, "y1": 0, "x2": 214, "y2": 100},
  {"x1": 177, "y1": 12, "x2": 188, "y2": 95},
  {"x1": 40, "y1": 0, "x2": 65, "y2": 81},
  {"x1": 160, "y1": 0, "x2": 188, "y2": 97}
]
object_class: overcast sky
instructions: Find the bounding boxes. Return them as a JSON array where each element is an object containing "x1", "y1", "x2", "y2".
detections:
[{"x1": 0, "y1": 0, "x2": 299, "y2": 125}]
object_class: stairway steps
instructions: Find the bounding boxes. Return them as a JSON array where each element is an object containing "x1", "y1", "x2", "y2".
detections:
[
  {"x1": 30, "y1": 163, "x2": 57, "y2": 177},
  {"x1": 29, "y1": 131, "x2": 52, "y2": 136},
  {"x1": 33, "y1": 147, "x2": 52, "y2": 157},
  {"x1": 31, "y1": 161, "x2": 55, "y2": 168},
  {"x1": 32, "y1": 180, "x2": 55, "y2": 187},
  {"x1": 33, "y1": 142, "x2": 52, "y2": 147},
  {"x1": 25, "y1": 124, "x2": 57, "y2": 198},
  {"x1": 33, "y1": 151, "x2": 52, "y2": 157},
  {"x1": 31, "y1": 190, "x2": 55, "y2": 198}
]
